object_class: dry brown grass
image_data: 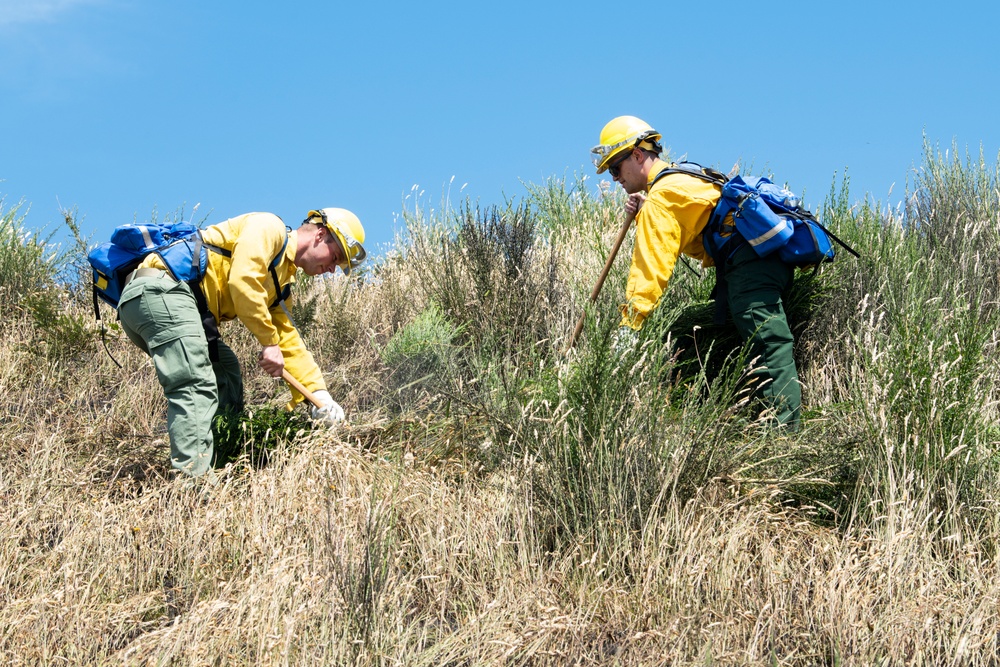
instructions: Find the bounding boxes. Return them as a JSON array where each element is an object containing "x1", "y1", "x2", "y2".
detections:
[
  {"x1": 5, "y1": 411, "x2": 1000, "y2": 665},
  {"x1": 4, "y1": 297, "x2": 1000, "y2": 666}
]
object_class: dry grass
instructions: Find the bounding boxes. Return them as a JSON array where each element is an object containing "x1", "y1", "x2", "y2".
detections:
[
  {"x1": 5, "y1": 407, "x2": 1000, "y2": 665},
  {"x1": 5, "y1": 150, "x2": 1000, "y2": 664}
]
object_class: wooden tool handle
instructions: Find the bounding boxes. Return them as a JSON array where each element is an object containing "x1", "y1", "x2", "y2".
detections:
[
  {"x1": 566, "y1": 210, "x2": 636, "y2": 352},
  {"x1": 281, "y1": 369, "x2": 324, "y2": 409}
]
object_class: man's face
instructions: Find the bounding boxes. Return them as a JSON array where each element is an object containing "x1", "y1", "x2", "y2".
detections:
[
  {"x1": 299, "y1": 227, "x2": 345, "y2": 276},
  {"x1": 610, "y1": 149, "x2": 643, "y2": 194}
]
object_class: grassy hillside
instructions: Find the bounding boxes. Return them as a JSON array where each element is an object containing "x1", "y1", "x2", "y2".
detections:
[{"x1": 3, "y1": 143, "x2": 1000, "y2": 665}]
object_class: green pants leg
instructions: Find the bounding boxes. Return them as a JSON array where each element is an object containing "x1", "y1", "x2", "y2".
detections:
[
  {"x1": 725, "y1": 244, "x2": 802, "y2": 428},
  {"x1": 118, "y1": 274, "x2": 218, "y2": 477}
]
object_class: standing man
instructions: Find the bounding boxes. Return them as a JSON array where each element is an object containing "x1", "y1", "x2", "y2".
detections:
[
  {"x1": 118, "y1": 208, "x2": 367, "y2": 477},
  {"x1": 591, "y1": 116, "x2": 801, "y2": 427}
]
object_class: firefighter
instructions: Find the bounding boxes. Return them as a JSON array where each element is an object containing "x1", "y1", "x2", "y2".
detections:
[
  {"x1": 118, "y1": 208, "x2": 367, "y2": 477},
  {"x1": 592, "y1": 116, "x2": 801, "y2": 427}
]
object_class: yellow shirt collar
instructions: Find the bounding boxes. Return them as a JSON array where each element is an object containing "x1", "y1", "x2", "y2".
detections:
[{"x1": 645, "y1": 158, "x2": 671, "y2": 191}]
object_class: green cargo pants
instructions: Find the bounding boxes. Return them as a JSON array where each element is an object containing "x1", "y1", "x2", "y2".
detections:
[
  {"x1": 118, "y1": 272, "x2": 244, "y2": 477},
  {"x1": 724, "y1": 244, "x2": 802, "y2": 428}
]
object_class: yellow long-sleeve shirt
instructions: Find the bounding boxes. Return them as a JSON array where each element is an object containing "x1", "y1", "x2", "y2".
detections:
[
  {"x1": 139, "y1": 212, "x2": 325, "y2": 399},
  {"x1": 621, "y1": 159, "x2": 723, "y2": 330}
]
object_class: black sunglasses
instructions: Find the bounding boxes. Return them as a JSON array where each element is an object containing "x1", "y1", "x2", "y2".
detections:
[{"x1": 608, "y1": 150, "x2": 634, "y2": 178}]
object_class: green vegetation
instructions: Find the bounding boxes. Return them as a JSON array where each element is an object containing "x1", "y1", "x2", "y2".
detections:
[
  {"x1": 3, "y1": 142, "x2": 1000, "y2": 664},
  {"x1": 212, "y1": 405, "x2": 313, "y2": 468},
  {"x1": 0, "y1": 198, "x2": 62, "y2": 308}
]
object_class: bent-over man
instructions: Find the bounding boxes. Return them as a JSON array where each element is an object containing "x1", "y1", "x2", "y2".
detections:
[{"x1": 118, "y1": 208, "x2": 367, "y2": 476}]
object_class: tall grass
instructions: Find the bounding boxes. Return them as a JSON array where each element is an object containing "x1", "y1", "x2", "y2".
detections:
[
  {"x1": 4, "y1": 143, "x2": 1000, "y2": 664},
  {"x1": 0, "y1": 198, "x2": 61, "y2": 308}
]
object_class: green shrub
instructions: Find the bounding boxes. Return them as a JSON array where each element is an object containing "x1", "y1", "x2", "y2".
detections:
[
  {"x1": 526, "y1": 174, "x2": 621, "y2": 240},
  {"x1": 23, "y1": 290, "x2": 95, "y2": 361},
  {"x1": 800, "y1": 145, "x2": 1000, "y2": 528},
  {"x1": 380, "y1": 302, "x2": 461, "y2": 407},
  {"x1": 404, "y1": 200, "x2": 564, "y2": 364},
  {"x1": 54, "y1": 204, "x2": 94, "y2": 299},
  {"x1": 212, "y1": 405, "x2": 313, "y2": 468},
  {"x1": 0, "y1": 199, "x2": 63, "y2": 311}
]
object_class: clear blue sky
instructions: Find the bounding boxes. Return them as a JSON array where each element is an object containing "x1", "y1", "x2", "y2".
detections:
[{"x1": 2, "y1": 0, "x2": 998, "y2": 257}]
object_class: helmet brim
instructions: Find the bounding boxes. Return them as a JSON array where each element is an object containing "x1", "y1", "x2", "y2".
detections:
[{"x1": 329, "y1": 225, "x2": 366, "y2": 276}]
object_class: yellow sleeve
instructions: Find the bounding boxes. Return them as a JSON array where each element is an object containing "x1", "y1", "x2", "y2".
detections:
[
  {"x1": 620, "y1": 197, "x2": 680, "y2": 329},
  {"x1": 229, "y1": 215, "x2": 287, "y2": 346},
  {"x1": 227, "y1": 215, "x2": 328, "y2": 402},
  {"x1": 620, "y1": 188, "x2": 709, "y2": 330},
  {"x1": 272, "y1": 299, "x2": 328, "y2": 401}
]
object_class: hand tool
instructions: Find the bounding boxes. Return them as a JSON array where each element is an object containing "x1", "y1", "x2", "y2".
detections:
[{"x1": 566, "y1": 209, "x2": 636, "y2": 352}]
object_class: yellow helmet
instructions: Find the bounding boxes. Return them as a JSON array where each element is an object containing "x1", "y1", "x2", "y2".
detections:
[
  {"x1": 591, "y1": 116, "x2": 662, "y2": 174},
  {"x1": 305, "y1": 208, "x2": 367, "y2": 275}
]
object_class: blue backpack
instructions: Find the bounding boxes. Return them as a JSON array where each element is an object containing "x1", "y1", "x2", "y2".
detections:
[
  {"x1": 651, "y1": 162, "x2": 858, "y2": 268},
  {"x1": 88, "y1": 220, "x2": 290, "y2": 364},
  {"x1": 89, "y1": 221, "x2": 211, "y2": 308}
]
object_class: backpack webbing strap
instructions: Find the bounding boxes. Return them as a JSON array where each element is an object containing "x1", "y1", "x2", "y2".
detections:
[
  {"x1": 191, "y1": 285, "x2": 222, "y2": 362},
  {"x1": 182, "y1": 232, "x2": 223, "y2": 362},
  {"x1": 651, "y1": 162, "x2": 729, "y2": 188},
  {"x1": 92, "y1": 285, "x2": 123, "y2": 368},
  {"x1": 812, "y1": 219, "x2": 861, "y2": 259},
  {"x1": 203, "y1": 241, "x2": 231, "y2": 258},
  {"x1": 267, "y1": 231, "x2": 291, "y2": 310}
]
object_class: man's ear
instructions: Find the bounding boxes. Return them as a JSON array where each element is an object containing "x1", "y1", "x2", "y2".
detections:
[{"x1": 315, "y1": 224, "x2": 330, "y2": 246}]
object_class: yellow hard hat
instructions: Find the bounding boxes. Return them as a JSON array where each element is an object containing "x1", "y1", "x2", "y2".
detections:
[
  {"x1": 591, "y1": 116, "x2": 662, "y2": 174},
  {"x1": 305, "y1": 208, "x2": 367, "y2": 275}
]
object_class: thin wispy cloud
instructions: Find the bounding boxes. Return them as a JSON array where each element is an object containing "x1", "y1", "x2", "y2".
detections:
[{"x1": 0, "y1": 0, "x2": 110, "y2": 27}]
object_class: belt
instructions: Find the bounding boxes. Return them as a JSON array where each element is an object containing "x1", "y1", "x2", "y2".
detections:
[{"x1": 124, "y1": 268, "x2": 174, "y2": 287}]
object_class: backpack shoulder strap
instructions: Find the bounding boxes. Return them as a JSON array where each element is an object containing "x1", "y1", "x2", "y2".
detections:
[
  {"x1": 651, "y1": 161, "x2": 729, "y2": 188},
  {"x1": 268, "y1": 228, "x2": 292, "y2": 310},
  {"x1": 193, "y1": 226, "x2": 290, "y2": 309},
  {"x1": 653, "y1": 161, "x2": 734, "y2": 246},
  {"x1": 269, "y1": 229, "x2": 290, "y2": 271},
  {"x1": 203, "y1": 240, "x2": 231, "y2": 258}
]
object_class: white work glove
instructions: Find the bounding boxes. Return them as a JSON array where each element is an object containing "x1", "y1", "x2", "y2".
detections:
[
  {"x1": 310, "y1": 390, "x2": 345, "y2": 425},
  {"x1": 611, "y1": 326, "x2": 639, "y2": 356}
]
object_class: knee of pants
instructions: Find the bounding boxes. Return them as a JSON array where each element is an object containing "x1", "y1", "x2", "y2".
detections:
[
  {"x1": 733, "y1": 301, "x2": 792, "y2": 344},
  {"x1": 150, "y1": 335, "x2": 217, "y2": 395}
]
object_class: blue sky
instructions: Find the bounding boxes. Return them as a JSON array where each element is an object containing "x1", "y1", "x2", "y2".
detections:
[{"x1": 2, "y1": 0, "x2": 998, "y2": 258}]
